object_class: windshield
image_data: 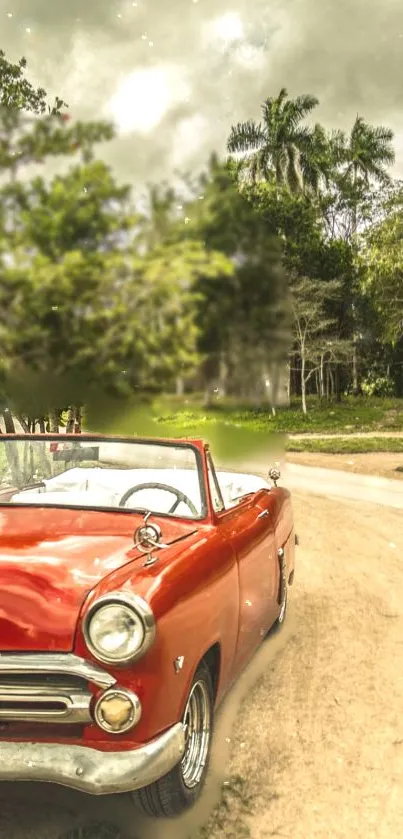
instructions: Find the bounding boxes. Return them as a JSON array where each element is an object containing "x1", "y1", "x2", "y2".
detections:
[{"x1": 0, "y1": 438, "x2": 205, "y2": 519}]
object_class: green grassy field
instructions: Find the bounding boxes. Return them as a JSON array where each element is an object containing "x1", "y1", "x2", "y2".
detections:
[
  {"x1": 152, "y1": 394, "x2": 403, "y2": 435},
  {"x1": 86, "y1": 394, "x2": 403, "y2": 456}
]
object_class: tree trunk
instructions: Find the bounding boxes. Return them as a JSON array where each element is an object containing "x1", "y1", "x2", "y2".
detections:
[
  {"x1": 218, "y1": 352, "x2": 228, "y2": 397},
  {"x1": 352, "y1": 343, "x2": 359, "y2": 395},
  {"x1": 3, "y1": 410, "x2": 15, "y2": 433},
  {"x1": 16, "y1": 414, "x2": 30, "y2": 434},
  {"x1": 329, "y1": 366, "x2": 335, "y2": 398},
  {"x1": 301, "y1": 356, "x2": 307, "y2": 414},
  {"x1": 335, "y1": 365, "x2": 342, "y2": 402},
  {"x1": 319, "y1": 355, "x2": 325, "y2": 399},
  {"x1": 286, "y1": 362, "x2": 291, "y2": 405},
  {"x1": 74, "y1": 406, "x2": 82, "y2": 434},
  {"x1": 66, "y1": 408, "x2": 75, "y2": 434},
  {"x1": 175, "y1": 376, "x2": 184, "y2": 397},
  {"x1": 269, "y1": 361, "x2": 281, "y2": 415},
  {"x1": 49, "y1": 410, "x2": 60, "y2": 433},
  {"x1": 203, "y1": 384, "x2": 211, "y2": 408}
]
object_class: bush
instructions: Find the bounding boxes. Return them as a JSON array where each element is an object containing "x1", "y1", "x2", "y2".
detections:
[{"x1": 361, "y1": 373, "x2": 395, "y2": 397}]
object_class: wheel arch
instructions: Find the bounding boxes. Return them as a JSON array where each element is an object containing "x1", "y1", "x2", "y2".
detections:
[
  {"x1": 180, "y1": 641, "x2": 222, "y2": 716},
  {"x1": 201, "y1": 641, "x2": 221, "y2": 703}
]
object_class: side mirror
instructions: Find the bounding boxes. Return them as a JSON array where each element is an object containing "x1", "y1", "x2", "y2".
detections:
[{"x1": 268, "y1": 467, "x2": 281, "y2": 487}]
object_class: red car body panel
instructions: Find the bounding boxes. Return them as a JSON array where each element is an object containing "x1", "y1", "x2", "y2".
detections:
[
  {"x1": 0, "y1": 507, "x2": 198, "y2": 652},
  {"x1": 0, "y1": 434, "x2": 295, "y2": 755}
]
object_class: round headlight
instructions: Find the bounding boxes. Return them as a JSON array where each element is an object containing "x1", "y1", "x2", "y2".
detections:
[{"x1": 84, "y1": 593, "x2": 155, "y2": 665}]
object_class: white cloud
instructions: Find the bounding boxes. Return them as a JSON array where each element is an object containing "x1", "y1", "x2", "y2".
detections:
[
  {"x1": 234, "y1": 43, "x2": 266, "y2": 70},
  {"x1": 170, "y1": 114, "x2": 209, "y2": 167},
  {"x1": 106, "y1": 66, "x2": 190, "y2": 134},
  {"x1": 207, "y1": 11, "x2": 244, "y2": 45}
]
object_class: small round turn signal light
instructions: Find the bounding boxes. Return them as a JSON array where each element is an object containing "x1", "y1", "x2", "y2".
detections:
[{"x1": 94, "y1": 689, "x2": 142, "y2": 734}]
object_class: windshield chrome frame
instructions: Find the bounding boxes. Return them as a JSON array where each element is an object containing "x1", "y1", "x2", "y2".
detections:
[{"x1": 0, "y1": 434, "x2": 208, "y2": 521}]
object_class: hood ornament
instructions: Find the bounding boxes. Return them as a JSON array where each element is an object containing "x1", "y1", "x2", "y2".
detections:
[
  {"x1": 134, "y1": 512, "x2": 169, "y2": 567},
  {"x1": 268, "y1": 466, "x2": 281, "y2": 487}
]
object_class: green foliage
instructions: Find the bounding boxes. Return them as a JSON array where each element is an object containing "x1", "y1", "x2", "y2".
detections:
[
  {"x1": 227, "y1": 87, "x2": 320, "y2": 192},
  {"x1": 360, "y1": 205, "x2": 403, "y2": 343},
  {"x1": 0, "y1": 45, "x2": 402, "y2": 423},
  {"x1": 0, "y1": 49, "x2": 67, "y2": 115},
  {"x1": 146, "y1": 393, "x2": 403, "y2": 434},
  {"x1": 361, "y1": 373, "x2": 396, "y2": 397},
  {"x1": 185, "y1": 157, "x2": 292, "y2": 398},
  {"x1": 0, "y1": 238, "x2": 230, "y2": 412},
  {"x1": 14, "y1": 160, "x2": 133, "y2": 257},
  {"x1": 335, "y1": 116, "x2": 395, "y2": 189},
  {"x1": 0, "y1": 49, "x2": 236, "y2": 419}
]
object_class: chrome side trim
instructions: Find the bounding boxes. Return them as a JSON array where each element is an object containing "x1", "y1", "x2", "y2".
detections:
[
  {"x1": 0, "y1": 723, "x2": 186, "y2": 795},
  {"x1": 0, "y1": 654, "x2": 116, "y2": 690}
]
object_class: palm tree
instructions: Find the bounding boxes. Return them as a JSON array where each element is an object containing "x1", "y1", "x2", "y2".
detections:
[
  {"x1": 338, "y1": 116, "x2": 395, "y2": 192},
  {"x1": 299, "y1": 123, "x2": 335, "y2": 195},
  {"x1": 227, "y1": 87, "x2": 320, "y2": 192}
]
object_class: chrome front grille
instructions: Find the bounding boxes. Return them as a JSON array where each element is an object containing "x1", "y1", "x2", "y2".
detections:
[{"x1": 0, "y1": 654, "x2": 116, "y2": 726}]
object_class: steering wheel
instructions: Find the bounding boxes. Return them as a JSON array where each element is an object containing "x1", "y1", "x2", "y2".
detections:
[{"x1": 118, "y1": 481, "x2": 198, "y2": 516}]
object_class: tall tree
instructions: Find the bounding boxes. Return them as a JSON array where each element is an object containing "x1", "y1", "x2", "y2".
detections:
[
  {"x1": 291, "y1": 277, "x2": 351, "y2": 412},
  {"x1": 337, "y1": 116, "x2": 395, "y2": 196},
  {"x1": 227, "y1": 87, "x2": 319, "y2": 192},
  {"x1": 331, "y1": 116, "x2": 395, "y2": 393},
  {"x1": 361, "y1": 202, "x2": 403, "y2": 344},
  {"x1": 184, "y1": 156, "x2": 292, "y2": 407}
]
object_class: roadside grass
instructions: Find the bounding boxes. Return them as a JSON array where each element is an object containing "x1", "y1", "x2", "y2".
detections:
[
  {"x1": 153, "y1": 395, "x2": 403, "y2": 435},
  {"x1": 286, "y1": 436, "x2": 403, "y2": 454},
  {"x1": 197, "y1": 774, "x2": 254, "y2": 839}
]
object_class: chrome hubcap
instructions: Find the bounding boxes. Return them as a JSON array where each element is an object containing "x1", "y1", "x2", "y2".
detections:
[{"x1": 181, "y1": 679, "x2": 211, "y2": 789}]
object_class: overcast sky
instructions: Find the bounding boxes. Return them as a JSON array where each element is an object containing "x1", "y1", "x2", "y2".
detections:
[{"x1": 2, "y1": 0, "x2": 403, "y2": 188}]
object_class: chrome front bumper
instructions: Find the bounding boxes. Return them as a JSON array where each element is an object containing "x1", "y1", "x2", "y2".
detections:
[
  {"x1": 0, "y1": 723, "x2": 185, "y2": 795},
  {"x1": 0, "y1": 653, "x2": 116, "y2": 726}
]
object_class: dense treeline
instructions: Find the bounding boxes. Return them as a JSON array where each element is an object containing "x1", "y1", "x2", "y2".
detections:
[{"x1": 0, "y1": 50, "x2": 402, "y2": 429}]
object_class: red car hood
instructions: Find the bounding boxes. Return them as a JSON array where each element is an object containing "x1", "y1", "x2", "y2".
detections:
[{"x1": 0, "y1": 506, "x2": 198, "y2": 652}]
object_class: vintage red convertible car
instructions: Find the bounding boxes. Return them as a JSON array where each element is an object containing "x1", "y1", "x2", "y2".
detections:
[{"x1": 0, "y1": 434, "x2": 296, "y2": 818}]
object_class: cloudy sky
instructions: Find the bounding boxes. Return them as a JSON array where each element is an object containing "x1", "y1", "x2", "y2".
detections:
[{"x1": 2, "y1": 0, "x2": 403, "y2": 187}]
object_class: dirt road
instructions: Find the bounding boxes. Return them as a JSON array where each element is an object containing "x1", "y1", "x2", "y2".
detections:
[
  {"x1": 286, "y1": 450, "x2": 403, "y2": 482},
  {"x1": 0, "y1": 482, "x2": 402, "y2": 838}
]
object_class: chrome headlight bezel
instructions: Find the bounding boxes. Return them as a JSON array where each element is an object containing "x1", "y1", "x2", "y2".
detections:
[{"x1": 83, "y1": 592, "x2": 156, "y2": 666}]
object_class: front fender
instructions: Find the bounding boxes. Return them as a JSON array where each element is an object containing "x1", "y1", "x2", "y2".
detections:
[{"x1": 73, "y1": 529, "x2": 239, "y2": 748}]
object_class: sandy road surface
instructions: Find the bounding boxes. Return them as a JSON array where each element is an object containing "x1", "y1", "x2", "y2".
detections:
[
  {"x1": 0, "y1": 477, "x2": 402, "y2": 838},
  {"x1": 287, "y1": 450, "x2": 403, "y2": 482}
]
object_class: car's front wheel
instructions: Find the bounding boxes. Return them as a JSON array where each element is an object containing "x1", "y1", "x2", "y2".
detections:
[{"x1": 131, "y1": 661, "x2": 214, "y2": 818}]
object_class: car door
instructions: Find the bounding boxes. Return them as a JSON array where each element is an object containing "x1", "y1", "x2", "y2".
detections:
[{"x1": 206, "y1": 456, "x2": 278, "y2": 674}]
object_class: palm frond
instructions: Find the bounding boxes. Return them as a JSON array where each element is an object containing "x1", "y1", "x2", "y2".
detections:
[
  {"x1": 292, "y1": 93, "x2": 320, "y2": 117},
  {"x1": 227, "y1": 120, "x2": 266, "y2": 154}
]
